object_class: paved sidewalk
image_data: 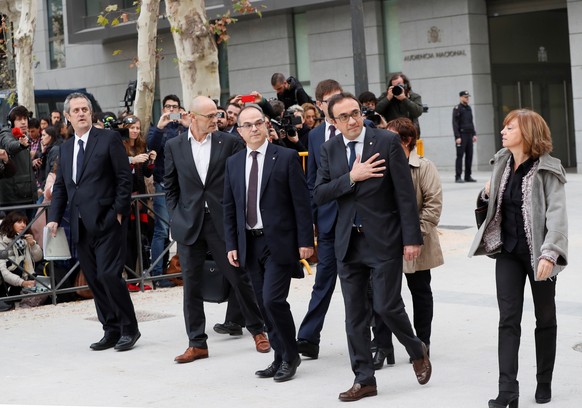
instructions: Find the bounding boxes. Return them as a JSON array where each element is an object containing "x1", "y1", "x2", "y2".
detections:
[{"x1": 1, "y1": 170, "x2": 581, "y2": 408}]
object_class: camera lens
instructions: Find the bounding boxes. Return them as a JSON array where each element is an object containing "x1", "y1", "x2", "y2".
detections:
[{"x1": 392, "y1": 85, "x2": 403, "y2": 96}]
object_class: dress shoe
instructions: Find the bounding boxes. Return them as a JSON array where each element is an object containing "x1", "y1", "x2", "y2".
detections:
[
  {"x1": 411, "y1": 342, "x2": 432, "y2": 385},
  {"x1": 338, "y1": 383, "x2": 378, "y2": 402},
  {"x1": 535, "y1": 383, "x2": 551, "y2": 404},
  {"x1": 213, "y1": 321, "x2": 243, "y2": 336},
  {"x1": 0, "y1": 300, "x2": 15, "y2": 312},
  {"x1": 114, "y1": 331, "x2": 141, "y2": 351},
  {"x1": 174, "y1": 347, "x2": 209, "y2": 363},
  {"x1": 455, "y1": 178, "x2": 465, "y2": 183},
  {"x1": 488, "y1": 392, "x2": 519, "y2": 408},
  {"x1": 465, "y1": 177, "x2": 477, "y2": 182},
  {"x1": 255, "y1": 362, "x2": 281, "y2": 378},
  {"x1": 297, "y1": 339, "x2": 319, "y2": 359},
  {"x1": 253, "y1": 333, "x2": 271, "y2": 353},
  {"x1": 274, "y1": 355, "x2": 301, "y2": 382},
  {"x1": 90, "y1": 333, "x2": 121, "y2": 351},
  {"x1": 373, "y1": 347, "x2": 395, "y2": 370}
]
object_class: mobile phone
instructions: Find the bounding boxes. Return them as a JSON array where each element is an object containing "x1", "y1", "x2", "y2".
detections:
[
  {"x1": 240, "y1": 94, "x2": 255, "y2": 103},
  {"x1": 169, "y1": 113, "x2": 181, "y2": 121}
]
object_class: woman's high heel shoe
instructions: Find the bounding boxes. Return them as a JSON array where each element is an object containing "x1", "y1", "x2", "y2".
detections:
[{"x1": 488, "y1": 392, "x2": 519, "y2": 408}]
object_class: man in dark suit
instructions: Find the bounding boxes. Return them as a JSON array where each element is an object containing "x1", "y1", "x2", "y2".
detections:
[
  {"x1": 313, "y1": 93, "x2": 432, "y2": 401},
  {"x1": 47, "y1": 92, "x2": 140, "y2": 351},
  {"x1": 296, "y1": 79, "x2": 343, "y2": 359},
  {"x1": 223, "y1": 104, "x2": 314, "y2": 382},
  {"x1": 164, "y1": 96, "x2": 269, "y2": 364}
]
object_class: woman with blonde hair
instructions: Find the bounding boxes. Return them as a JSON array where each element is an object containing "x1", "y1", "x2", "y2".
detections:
[{"x1": 469, "y1": 109, "x2": 567, "y2": 407}]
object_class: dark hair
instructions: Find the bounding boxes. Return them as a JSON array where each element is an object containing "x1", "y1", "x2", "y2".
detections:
[
  {"x1": 0, "y1": 211, "x2": 28, "y2": 238},
  {"x1": 237, "y1": 104, "x2": 265, "y2": 126},
  {"x1": 388, "y1": 72, "x2": 412, "y2": 92},
  {"x1": 315, "y1": 79, "x2": 343, "y2": 102},
  {"x1": 269, "y1": 100, "x2": 285, "y2": 118},
  {"x1": 216, "y1": 105, "x2": 226, "y2": 112},
  {"x1": 8, "y1": 105, "x2": 30, "y2": 126},
  {"x1": 162, "y1": 94, "x2": 181, "y2": 108},
  {"x1": 51, "y1": 109, "x2": 61, "y2": 116},
  {"x1": 40, "y1": 117, "x2": 50, "y2": 126},
  {"x1": 358, "y1": 91, "x2": 377, "y2": 105},
  {"x1": 386, "y1": 117, "x2": 417, "y2": 151},
  {"x1": 28, "y1": 118, "x2": 41, "y2": 129},
  {"x1": 42, "y1": 126, "x2": 60, "y2": 146},
  {"x1": 271, "y1": 73, "x2": 286, "y2": 86},
  {"x1": 327, "y1": 93, "x2": 361, "y2": 120}
]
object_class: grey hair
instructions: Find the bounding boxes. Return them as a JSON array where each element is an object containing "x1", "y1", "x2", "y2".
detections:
[
  {"x1": 64, "y1": 92, "x2": 93, "y2": 114},
  {"x1": 287, "y1": 104, "x2": 304, "y2": 114}
]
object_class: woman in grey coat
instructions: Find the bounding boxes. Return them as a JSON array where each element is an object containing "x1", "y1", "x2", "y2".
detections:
[{"x1": 469, "y1": 109, "x2": 568, "y2": 408}]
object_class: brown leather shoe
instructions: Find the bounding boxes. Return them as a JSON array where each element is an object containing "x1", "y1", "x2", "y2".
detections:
[
  {"x1": 412, "y1": 342, "x2": 432, "y2": 385},
  {"x1": 253, "y1": 333, "x2": 271, "y2": 353},
  {"x1": 338, "y1": 383, "x2": 378, "y2": 402},
  {"x1": 174, "y1": 347, "x2": 209, "y2": 364}
]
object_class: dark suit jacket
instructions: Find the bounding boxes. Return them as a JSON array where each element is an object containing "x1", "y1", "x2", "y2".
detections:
[
  {"x1": 307, "y1": 123, "x2": 338, "y2": 235},
  {"x1": 223, "y1": 142, "x2": 314, "y2": 267},
  {"x1": 313, "y1": 127, "x2": 422, "y2": 262},
  {"x1": 164, "y1": 131, "x2": 244, "y2": 245},
  {"x1": 48, "y1": 127, "x2": 132, "y2": 242}
]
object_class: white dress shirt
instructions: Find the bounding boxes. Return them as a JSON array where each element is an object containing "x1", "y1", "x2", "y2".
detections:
[
  {"x1": 73, "y1": 128, "x2": 90, "y2": 184},
  {"x1": 245, "y1": 139, "x2": 269, "y2": 229},
  {"x1": 188, "y1": 130, "x2": 212, "y2": 185},
  {"x1": 342, "y1": 127, "x2": 366, "y2": 165}
]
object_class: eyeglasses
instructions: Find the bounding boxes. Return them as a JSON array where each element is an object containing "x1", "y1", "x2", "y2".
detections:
[
  {"x1": 192, "y1": 111, "x2": 222, "y2": 120},
  {"x1": 334, "y1": 110, "x2": 363, "y2": 123},
  {"x1": 239, "y1": 119, "x2": 266, "y2": 131},
  {"x1": 163, "y1": 104, "x2": 180, "y2": 110}
]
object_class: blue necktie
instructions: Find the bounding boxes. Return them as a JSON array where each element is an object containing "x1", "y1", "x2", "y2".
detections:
[
  {"x1": 76, "y1": 139, "x2": 84, "y2": 183},
  {"x1": 347, "y1": 141, "x2": 362, "y2": 228}
]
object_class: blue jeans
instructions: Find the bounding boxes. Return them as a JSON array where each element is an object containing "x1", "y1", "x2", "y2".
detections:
[{"x1": 150, "y1": 182, "x2": 170, "y2": 276}]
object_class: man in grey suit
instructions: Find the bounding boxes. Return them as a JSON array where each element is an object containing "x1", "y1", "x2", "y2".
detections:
[
  {"x1": 313, "y1": 93, "x2": 432, "y2": 401},
  {"x1": 164, "y1": 96, "x2": 269, "y2": 364}
]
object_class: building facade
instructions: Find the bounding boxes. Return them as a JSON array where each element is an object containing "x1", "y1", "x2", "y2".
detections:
[{"x1": 21, "y1": 0, "x2": 582, "y2": 171}]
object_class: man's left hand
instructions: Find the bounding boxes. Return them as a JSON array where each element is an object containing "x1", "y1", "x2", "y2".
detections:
[
  {"x1": 403, "y1": 245, "x2": 421, "y2": 261},
  {"x1": 299, "y1": 247, "x2": 314, "y2": 259}
]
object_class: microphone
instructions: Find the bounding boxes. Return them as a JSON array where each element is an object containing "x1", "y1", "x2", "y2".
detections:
[{"x1": 12, "y1": 127, "x2": 24, "y2": 139}]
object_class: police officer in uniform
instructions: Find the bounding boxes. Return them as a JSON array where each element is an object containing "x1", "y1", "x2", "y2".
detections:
[{"x1": 452, "y1": 90, "x2": 477, "y2": 183}]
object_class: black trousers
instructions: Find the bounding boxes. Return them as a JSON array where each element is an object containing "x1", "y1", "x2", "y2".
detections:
[
  {"x1": 178, "y1": 213, "x2": 264, "y2": 348},
  {"x1": 495, "y1": 250, "x2": 557, "y2": 393},
  {"x1": 455, "y1": 133, "x2": 474, "y2": 179},
  {"x1": 77, "y1": 218, "x2": 138, "y2": 336},
  {"x1": 373, "y1": 269, "x2": 433, "y2": 349},
  {"x1": 245, "y1": 232, "x2": 298, "y2": 364},
  {"x1": 339, "y1": 231, "x2": 423, "y2": 386}
]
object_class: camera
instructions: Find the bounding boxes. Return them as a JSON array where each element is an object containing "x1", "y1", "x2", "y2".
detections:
[
  {"x1": 216, "y1": 111, "x2": 225, "y2": 119},
  {"x1": 362, "y1": 108, "x2": 382, "y2": 126},
  {"x1": 392, "y1": 84, "x2": 406, "y2": 96},
  {"x1": 272, "y1": 112, "x2": 302, "y2": 137},
  {"x1": 169, "y1": 113, "x2": 181, "y2": 121}
]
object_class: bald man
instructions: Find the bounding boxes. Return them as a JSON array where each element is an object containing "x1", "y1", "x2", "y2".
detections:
[{"x1": 164, "y1": 96, "x2": 269, "y2": 364}]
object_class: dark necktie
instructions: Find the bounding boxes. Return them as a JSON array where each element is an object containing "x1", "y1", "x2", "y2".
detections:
[
  {"x1": 347, "y1": 141, "x2": 357, "y2": 169},
  {"x1": 246, "y1": 151, "x2": 259, "y2": 228},
  {"x1": 76, "y1": 139, "x2": 85, "y2": 183},
  {"x1": 329, "y1": 125, "x2": 336, "y2": 139},
  {"x1": 347, "y1": 141, "x2": 362, "y2": 227}
]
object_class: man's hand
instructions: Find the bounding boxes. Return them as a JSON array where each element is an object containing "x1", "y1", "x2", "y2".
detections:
[
  {"x1": 350, "y1": 153, "x2": 385, "y2": 182},
  {"x1": 46, "y1": 221, "x2": 59, "y2": 237},
  {"x1": 299, "y1": 247, "x2": 314, "y2": 260},
  {"x1": 473, "y1": 135, "x2": 478, "y2": 143},
  {"x1": 455, "y1": 138, "x2": 461, "y2": 145},
  {"x1": 117, "y1": 214, "x2": 123, "y2": 225},
  {"x1": 156, "y1": 112, "x2": 172, "y2": 130},
  {"x1": 536, "y1": 259, "x2": 554, "y2": 281},
  {"x1": 228, "y1": 250, "x2": 240, "y2": 267},
  {"x1": 19, "y1": 136, "x2": 29, "y2": 148},
  {"x1": 0, "y1": 149, "x2": 8, "y2": 162},
  {"x1": 403, "y1": 245, "x2": 422, "y2": 262}
]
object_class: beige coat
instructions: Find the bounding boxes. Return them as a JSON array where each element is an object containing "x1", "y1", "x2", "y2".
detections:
[{"x1": 403, "y1": 149, "x2": 444, "y2": 273}]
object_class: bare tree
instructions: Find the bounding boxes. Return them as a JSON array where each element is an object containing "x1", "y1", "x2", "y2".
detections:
[{"x1": 166, "y1": 0, "x2": 220, "y2": 109}]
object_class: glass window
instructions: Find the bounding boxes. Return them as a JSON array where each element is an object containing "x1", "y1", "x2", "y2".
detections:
[
  {"x1": 293, "y1": 13, "x2": 311, "y2": 96},
  {"x1": 383, "y1": 0, "x2": 402, "y2": 77},
  {"x1": 47, "y1": 0, "x2": 65, "y2": 69}
]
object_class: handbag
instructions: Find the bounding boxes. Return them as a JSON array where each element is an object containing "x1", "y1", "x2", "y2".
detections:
[{"x1": 475, "y1": 191, "x2": 488, "y2": 228}]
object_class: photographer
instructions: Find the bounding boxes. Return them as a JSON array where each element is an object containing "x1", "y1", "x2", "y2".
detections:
[
  {"x1": 359, "y1": 91, "x2": 388, "y2": 129},
  {"x1": 268, "y1": 100, "x2": 306, "y2": 152},
  {"x1": 376, "y1": 73, "x2": 424, "y2": 133},
  {"x1": 271, "y1": 73, "x2": 315, "y2": 109}
]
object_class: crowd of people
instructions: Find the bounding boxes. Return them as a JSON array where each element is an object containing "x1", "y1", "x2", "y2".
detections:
[{"x1": 0, "y1": 73, "x2": 568, "y2": 406}]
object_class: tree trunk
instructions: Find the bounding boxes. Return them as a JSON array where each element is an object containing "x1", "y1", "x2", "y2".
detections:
[
  {"x1": 166, "y1": 0, "x2": 220, "y2": 110},
  {"x1": 13, "y1": 0, "x2": 37, "y2": 114},
  {"x1": 133, "y1": 0, "x2": 160, "y2": 135}
]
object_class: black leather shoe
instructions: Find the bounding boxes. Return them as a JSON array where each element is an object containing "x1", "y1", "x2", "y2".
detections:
[
  {"x1": 114, "y1": 331, "x2": 141, "y2": 351},
  {"x1": 488, "y1": 392, "x2": 519, "y2": 408},
  {"x1": 255, "y1": 362, "x2": 281, "y2": 378},
  {"x1": 297, "y1": 339, "x2": 319, "y2": 359},
  {"x1": 465, "y1": 177, "x2": 477, "y2": 182},
  {"x1": 213, "y1": 321, "x2": 243, "y2": 336},
  {"x1": 455, "y1": 178, "x2": 465, "y2": 183},
  {"x1": 90, "y1": 333, "x2": 121, "y2": 351},
  {"x1": 535, "y1": 383, "x2": 551, "y2": 404},
  {"x1": 274, "y1": 356, "x2": 301, "y2": 382},
  {"x1": 373, "y1": 347, "x2": 395, "y2": 370},
  {"x1": 0, "y1": 300, "x2": 15, "y2": 312}
]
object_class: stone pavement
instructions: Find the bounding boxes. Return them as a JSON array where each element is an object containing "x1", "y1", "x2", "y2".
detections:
[{"x1": 1, "y1": 170, "x2": 581, "y2": 408}]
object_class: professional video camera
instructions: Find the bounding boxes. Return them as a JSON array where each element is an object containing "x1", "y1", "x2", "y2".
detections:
[
  {"x1": 271, "y1": 111, "x2": 302, "y2": 138},
  {"x1": 362, "y1": 107, "x2": 383, "y2": 126},
  {"x1": 101, "y1": 112, "x2": 129, "y2": 139}
]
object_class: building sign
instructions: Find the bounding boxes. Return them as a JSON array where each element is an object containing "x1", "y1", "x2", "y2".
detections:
[{"x1": 404, "y1": 49, "x2": 467, "y2": 62}]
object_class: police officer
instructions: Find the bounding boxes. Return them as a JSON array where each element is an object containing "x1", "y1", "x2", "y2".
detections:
[{"x1": 453, "y1": 90, "x2": 477, "y2": 183}]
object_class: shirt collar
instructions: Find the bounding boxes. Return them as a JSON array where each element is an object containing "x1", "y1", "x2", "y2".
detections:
[
  {"x1": 188, "y1": 129, "x2": 211, "y2": 144},
  {"x1": 75, "y1": 127, "x2": 91, "y2": 143},
  {"x1": 247, "y1": 138, "x2": 269, "y2": 157},
  {"x1": 342, "y1": 126, "x2": 366, "y2": 146}
]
